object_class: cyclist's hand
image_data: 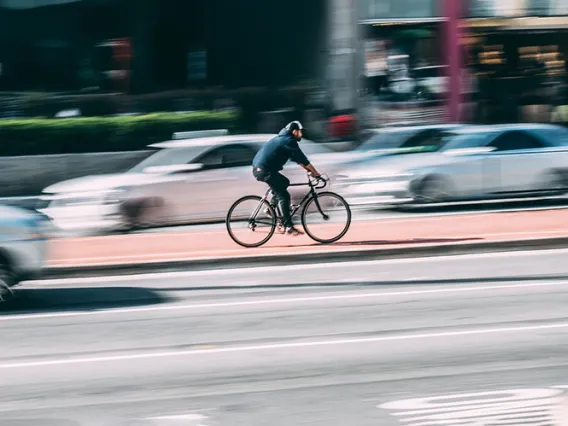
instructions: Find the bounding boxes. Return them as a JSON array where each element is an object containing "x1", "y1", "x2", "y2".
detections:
[{"x1": 310, "y1": 173, "x2": 322, "y2": 180}]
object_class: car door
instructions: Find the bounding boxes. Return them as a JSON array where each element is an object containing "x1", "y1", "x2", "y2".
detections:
[
  {"x1": 486, "y1": 131, "x2": 549, "y2": 193},
  {"x1": 174, "y1": 144, "x2": 259, "y2": 222}
]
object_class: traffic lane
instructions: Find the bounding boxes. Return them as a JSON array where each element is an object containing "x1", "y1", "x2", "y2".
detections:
[
  {"x1": 4, "y1": 260, "x2": 568, "y2": 361},
  {"x1": 1, "y1": 374, "x2": 567, "y2": 426},
  {"x1": 28, "y1": 247, "x2": 568, "y2": 292},
  {"x1": 1, "y1": 271, "x2": 567, "y2": 375},
  {"x1": 48, "y1": 209, "x2": 568, "y2": 267},
  {"x1": 1, "y1": 321, "x2": 567, "y2": 425},
  {"x1": 2, "y1": 263, "x2": 568, "y2": 424}
]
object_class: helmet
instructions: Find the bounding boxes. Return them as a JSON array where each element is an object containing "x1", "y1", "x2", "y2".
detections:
[{"x1": 285, "y1": 121, "x2": 304, "y2": 141}]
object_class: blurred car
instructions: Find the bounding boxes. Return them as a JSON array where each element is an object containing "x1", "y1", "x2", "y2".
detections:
[
  {"x1": 39, "y1": 133, "x2": 345, "y2": 234},
  {"x1": 413, "y1": 65, "x2": 448, "y2": 100},
  {"x1": 0, "y1": 206, "x2": 49, "y2": 299},
  {"x1": 354, "y1": 124, "x2": 465, "y2": 155},
  {"x1": 336, "y1": 123, "x2": 568, "y2": 207}
]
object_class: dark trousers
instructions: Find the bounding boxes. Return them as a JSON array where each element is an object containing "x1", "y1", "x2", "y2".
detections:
[{"x1": 253, "y1": 168, "x2": 292, "y2": 228}]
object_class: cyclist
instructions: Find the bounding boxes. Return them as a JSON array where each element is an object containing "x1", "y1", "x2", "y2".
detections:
[{"x1": 252, "y1": 121, "x2": 322, "y2": 236}]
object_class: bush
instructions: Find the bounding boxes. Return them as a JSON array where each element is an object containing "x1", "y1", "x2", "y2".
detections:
[{"x1": 0, "y1": 111, "x2": 240, "y2": 156}]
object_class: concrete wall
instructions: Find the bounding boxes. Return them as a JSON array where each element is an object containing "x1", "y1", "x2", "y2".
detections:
[{"x1": 0, "y1": 151, "x2": 152, "y2": 197}]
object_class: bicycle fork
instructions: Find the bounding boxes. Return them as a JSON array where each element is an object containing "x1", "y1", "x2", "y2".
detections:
[{"x1": 310, "y1": 190, "x2": 330, "y2": 221}]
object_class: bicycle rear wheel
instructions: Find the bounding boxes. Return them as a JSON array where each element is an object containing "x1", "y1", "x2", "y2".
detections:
[
  {"x1": 301, "y1": 191, "x2": 351, "y2": 244},
  {"x1": 226, "y1": 195, "x2": 276, "y2": 248}
]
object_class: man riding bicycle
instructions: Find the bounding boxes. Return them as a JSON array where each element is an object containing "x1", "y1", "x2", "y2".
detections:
[{"x1": 252, "y1": 121, "x2": 321, "y2": 236}]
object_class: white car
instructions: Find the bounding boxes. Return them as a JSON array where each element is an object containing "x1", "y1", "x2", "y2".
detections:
[
  {"x1": 337, "y1": 124, "x2": 568, "y2": 207},
  {"x1": 0, "y1": 205, "x2": 50, "y2": 299},
  {"x1": 39, "y1": 133, "x2": 346, "y2": 235}
]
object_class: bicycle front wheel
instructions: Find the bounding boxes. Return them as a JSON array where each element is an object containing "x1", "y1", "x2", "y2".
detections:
[
  {"x1": 226, "y1": 195, "x2": 276, "y2": 248},
  {"x1": 301, "y1": 191, "x2": 351, "y2": 244}
]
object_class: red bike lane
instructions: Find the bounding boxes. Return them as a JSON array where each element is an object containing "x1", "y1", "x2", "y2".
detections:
[{"x1": 46, "y1": 209, "x2": 568, "y2": 267}]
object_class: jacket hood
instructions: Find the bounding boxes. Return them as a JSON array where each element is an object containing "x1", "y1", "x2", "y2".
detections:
[{"x1": 278, "y1": 128, "x2": 293, "y2": 137}]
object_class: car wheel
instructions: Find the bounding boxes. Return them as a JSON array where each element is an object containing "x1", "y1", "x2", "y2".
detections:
[
  {"x1": 543, "y1": 170, "x2": 568, "y2": 195},
  {"x1": 121, "y1": 198, "x2": 164, "y2": 232},
  {"x1": 415, "y1": 176, "x2": 452, "y2": 204},
  {"x1": 0, "y1": 264, "x2": 16, "y2": 302}
]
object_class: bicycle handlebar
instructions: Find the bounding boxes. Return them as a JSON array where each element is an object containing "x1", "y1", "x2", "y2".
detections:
[{"x1": 307, "y1": 172, "x2": 329, "y2": 189}]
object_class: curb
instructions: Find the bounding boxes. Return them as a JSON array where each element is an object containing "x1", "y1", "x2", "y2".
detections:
[{"x1": 42, "y1": 235, "x2": 568, "y2": 279}]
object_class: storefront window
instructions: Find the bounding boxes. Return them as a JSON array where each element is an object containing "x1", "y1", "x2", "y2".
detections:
[
  {"x1": 469, "y1": 0, "x2": 568, "y2": 18},
  {"x1": 360, "y1": 0, "x2": 441, "y2": 21}
]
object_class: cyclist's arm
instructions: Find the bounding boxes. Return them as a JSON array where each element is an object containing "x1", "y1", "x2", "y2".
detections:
[
  {"x1": 301, "y1": 163, "x2": 321, "y2": 178},
  {"x1": 287, "y1": 142, "x2": 320, "y2": 176}
]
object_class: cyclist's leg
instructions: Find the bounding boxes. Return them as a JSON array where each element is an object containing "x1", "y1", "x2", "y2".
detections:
[
  {"x1": 266, "y1": 173, "x2": 293, "y2": 228},
  {"x1": 253, "y1": 168, "x2": 278, "y2": 209}
]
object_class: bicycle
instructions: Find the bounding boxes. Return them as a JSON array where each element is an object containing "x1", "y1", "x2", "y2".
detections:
[{"x1": 226, "y1": 173, "x2": 351, "y2": 248}]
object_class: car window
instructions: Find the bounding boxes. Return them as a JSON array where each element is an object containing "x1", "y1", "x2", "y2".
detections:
[
  {"x1": 399, "y1": 130, "x2": 444, "y2": 150},
  {"x1": 530, "y1": 127, "x2": 568, "y2": 146},
  {"x1": 196, "y1": 148, "x2": 223, "y2": 168},
  {"x1": 221, "y1": 145, "x2": 257, "y2": 167},
  {"x1": 194, "y1": 145, "x2": 257, "y2": 169},
  {"x1": 439, "y1": 132, "x2": 492, "y2": 151},
  {"x1": 128, "y1": 146, "x2": 203, "y2": 173},
  {"x1": 489, "y1": 131, "x2": 545, "y2": 152}
]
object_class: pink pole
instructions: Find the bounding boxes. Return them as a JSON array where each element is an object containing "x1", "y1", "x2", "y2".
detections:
[{"x1": 445, "y1": 0, "x2": 462, "y2": 122}]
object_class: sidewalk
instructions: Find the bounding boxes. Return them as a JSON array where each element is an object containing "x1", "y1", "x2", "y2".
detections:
[{"x1": 47, "y1": 209, "x2": 568, "y2": 268}]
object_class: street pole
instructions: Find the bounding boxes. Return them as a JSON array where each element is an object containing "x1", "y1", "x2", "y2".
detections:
[{"x1": 445, "y1": 0, "x2": 461, "y2": 123}]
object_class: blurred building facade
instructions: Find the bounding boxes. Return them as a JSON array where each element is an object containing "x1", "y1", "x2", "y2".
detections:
[
  {"x1": 359, "y1": 0, "x2": 568, "y2": 126},
  {"x1": 0, "y1": 0, "x2": 327, "y2": 93},
  {"x1": 1, "y1": 0, "x2": 568, "y2": 130}
]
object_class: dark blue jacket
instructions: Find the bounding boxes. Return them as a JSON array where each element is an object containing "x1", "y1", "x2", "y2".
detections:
[{"x1": 252, "y1": 128, "x2": 310, "y2": 172}]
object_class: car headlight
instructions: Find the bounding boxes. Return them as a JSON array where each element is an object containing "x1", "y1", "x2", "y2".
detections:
[
  {"x1": 42, "y1": 191, "x2": 107, "y2": 208},
  {"x1": 103, "y1": 188, "x2": 128, "y2": 205}
]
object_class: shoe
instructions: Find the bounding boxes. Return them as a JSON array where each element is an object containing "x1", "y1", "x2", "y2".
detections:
[
  {"x1": 276, "y1": 222, "x2": 286, "y2": 234},
  {"x1": 285, "y1": 226, "x2": 304, "y2": 236}
]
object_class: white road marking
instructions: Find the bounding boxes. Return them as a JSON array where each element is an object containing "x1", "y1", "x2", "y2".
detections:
[
  {"x1": 0, "y1": 322, "x2": 567, "y2": 370},
  {"x1": 30, "y1": 247, "x2": 568, "y2": 286},
  {"x1": 145, "y1": 413, "x2": 209, "y2": 426},
  {"x1": 380, "y1": 388, "x2": 566, "y2": 426},
  {"x1": 3, "y1": 280, "x2": 568, "y2": 322}
]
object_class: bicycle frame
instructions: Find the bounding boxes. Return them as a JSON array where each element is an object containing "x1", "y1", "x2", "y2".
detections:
[{"x1": 257, "y1": 175, "x2": 330, "y2": 222}]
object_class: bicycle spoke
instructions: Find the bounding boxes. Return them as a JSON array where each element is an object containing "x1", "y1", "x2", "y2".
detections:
[
  {"x1": 301, "y1": 192, "x2": 351, "y2": 244},
  {"x1": 226, "y1": 196, "x2": 276, "y2": 247}
]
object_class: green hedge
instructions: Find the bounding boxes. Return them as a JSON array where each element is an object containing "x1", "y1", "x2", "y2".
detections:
[{"x1": 0, "y1": 111, "x2": 240, "y2": 156}]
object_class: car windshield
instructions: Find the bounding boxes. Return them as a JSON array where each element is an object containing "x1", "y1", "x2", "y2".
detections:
[
  {"x1": 359, "y1": 130, "x2": 453, "y2": 156},
  {"x1": 128, "y1": 147, "x2": 204, "y2": 173},
  {"x1": 355, "y1": 130, "x2": 415, "y2": 152}
]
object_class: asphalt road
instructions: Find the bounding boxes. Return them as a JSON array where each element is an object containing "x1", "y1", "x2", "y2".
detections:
[{"x1": 2, "y1": 249, "x2": 568, "y2": 425}]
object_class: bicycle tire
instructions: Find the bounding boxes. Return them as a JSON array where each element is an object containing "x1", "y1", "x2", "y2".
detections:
[
  {"x1": 226, "y1": 195, "x2": 276, "y2": 248},
  {"x1": 301, "y1": 191, "x2": 351, "y2": 244}
]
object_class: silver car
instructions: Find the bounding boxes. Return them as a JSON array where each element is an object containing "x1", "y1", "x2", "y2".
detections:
[
  {"x1": 336, "y1": 124, "x2": 568, "y2": 207},
  {"x1": 39, "y1": 133, "x2": 344, "y2": 235},
  {"x1": 0, "y1": 206, "x2": 49, "y2": 299}
]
